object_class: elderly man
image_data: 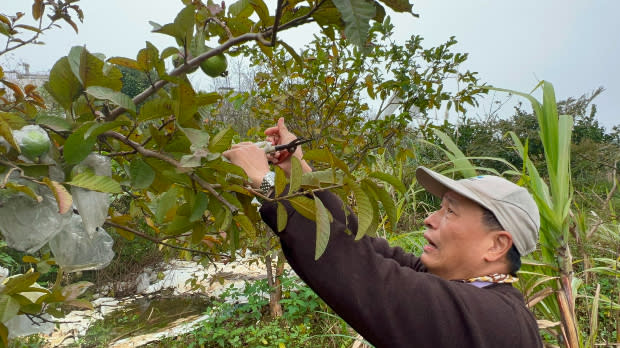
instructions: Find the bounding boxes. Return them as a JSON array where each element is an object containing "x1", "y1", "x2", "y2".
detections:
[{"x1": 223, "y1": 118, "x2": 542, "y2": 347}]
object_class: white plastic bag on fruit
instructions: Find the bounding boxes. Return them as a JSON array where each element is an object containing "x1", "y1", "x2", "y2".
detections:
[
  {"x1": 49, "y1": 213, "x2": 115, "y2": 272},
  {"x1": 71, "y1": 153, "x2": 112, "y2": 237},
  {"x1": 0, "y1": 183, "x2": 71, "y2": 253}
]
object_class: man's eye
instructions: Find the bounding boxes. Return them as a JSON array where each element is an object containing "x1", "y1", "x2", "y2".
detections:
[{"x1": 447, "y1": 208, "x2": 455, "y2": 214}]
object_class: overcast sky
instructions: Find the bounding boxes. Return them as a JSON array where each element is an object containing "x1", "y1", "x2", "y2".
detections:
[{"x1": 2, "y1": 0, "x2": 618, "y2": 130}]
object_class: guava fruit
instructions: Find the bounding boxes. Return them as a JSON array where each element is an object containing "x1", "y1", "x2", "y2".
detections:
[
  {"x1": 13, "y1": 125, "x2": 50, "y2": 161},
  {"x1": 200, "y1": 52, "x2": 227, "y2": 78}
]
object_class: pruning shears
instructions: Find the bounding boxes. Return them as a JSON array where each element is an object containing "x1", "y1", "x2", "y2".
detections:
[
  {"x1": 255, "y1": 138, "x2": 312, "y2": 154},
  {"x1": 254, "y1": 138, "x2": 313, "y2": 162}
]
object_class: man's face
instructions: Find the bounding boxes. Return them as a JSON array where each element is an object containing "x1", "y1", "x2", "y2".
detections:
[{"x1": 420, "y1": 190, "x2": 492, "y2": 280}]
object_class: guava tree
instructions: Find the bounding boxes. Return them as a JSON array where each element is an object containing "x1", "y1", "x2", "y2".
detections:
[{"x1": 0, "y1": 0, "x2": 422, "y2": 342}]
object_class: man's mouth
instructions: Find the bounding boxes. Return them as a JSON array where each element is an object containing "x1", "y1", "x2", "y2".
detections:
[{"x1": 423, "y1": 233, "x2": 438, "y2": 252}]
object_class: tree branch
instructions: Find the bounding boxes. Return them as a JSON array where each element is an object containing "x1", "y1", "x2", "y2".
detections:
[
  {"x1": 106, "y1": 1, "x2": 325, "y2": 121},
  {"x1": 102, "y1": 131, "x2": 238, "y2": 214},
  {"x1": 271, "y1": 0, "x2": 285, "y2": 46},
  {"x1": 104, "y1": 220, "x2": 228, "y2": 259}
]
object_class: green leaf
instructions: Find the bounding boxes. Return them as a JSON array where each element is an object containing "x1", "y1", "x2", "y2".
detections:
[
  {"x1": 138, "y1": 97, "x2": 174, "y2": 122},
  {"x1": 312, "y1": 2, "x2": 343, "y2": 27},
  {"x1": 361, "y1": 181, "x2": 380, "y2": 238},
  {"x1": 274, "y1": 166, "x2": 287, "y2": 196},
  {"x1": 363, "y1": 179, "x2": 397, "y2": 233},
  {"x1": 166, "y1": 215, "x2": 193, "y2": 235},
  {"x1": 4, "y1": 182, "x2": 41, "y2": 202},
  {"x1": 130, "y1": 159, "x2": 156, "y2": 189},
  {"x1": 35, "y1": 115, "x2": 71, "y2": 132},
  {"x1": 376, "y1": 0, "x2": 412, "y2": 13},
  {"x1": 346, "y1": 179, "x2": 373, "y2": 240},
  {"x1": 432, "y1": 128, "x2": 476, "y2": 177},
  {"x1": 289, "y1": 157, "x2": 303, "y2": 193},
  {"x1": 304, "y1": 148, "x2": 349, "y2": 174},
  {"x1": 208, "y1": 126, "x2": 234, "y2": 153},
  {"x1": 289, "y1": 196, "x2": 316, "y2": 221},
  {"x1": 84, "y1": 120, "x2": 131, "y2": 139},
  {"x1": 301, "y1": 169, "x2": 344, "y2": 187},
  {"x1": 44, "y1": 57, "x2": 83, "y2": 110},
  {"x1": 69, "y1": 46, "x2": 123, "y2": 90},
  {"x1": 156, "y1": 186, "x2": 179, "y2": 223},
  {"x1": 1, "y1": 272, "x2": 39, "y2": 295},
  {"x1": 249, "y1": 0, "x2": 273, "y2": 26},
  {"x1": 67, "y1": 169, "x2": 121, "y2": 194},
  {"x1": 229, "y1": 0, "x2": 254, "y2": 18},
  {"x1": 0, "y1": 295, "x2": 19, "y2": 323},
  {"x1": 173, "y1": 5, "x2": 196, "y2": 45},
  {"x1": 277, "y1": 202, "x2": 287, "y2": 232},
  {"x1": 189, "y1": 191, "x2": 208, "y2": 222},
  {"x1": 63, "y1": 122, "x2": 97, "y2": 164},
  {"x1": 234, "y1": 214, "x2": 256, "y2": 239},
  {"x1": 0, "y1": 117, "x2": 19, "y2": 153},
  {"x1": 195, "y1": 92, "x2": 222, "y2": 106},
  {"x1": 0, "y1": 22, "x2": 10, "y2": 37},
  {"x1": 278, "y1": 41, "x2": 303, "y2": 68},
  {"x1": 137, "y1": 42, "x2": 163, "y2": 73},
  {"x1": 86, "y1": 86, "x2": 136, "y2": 113},
  {"x1": 332, "y1": 0, "x2": 375, "y2": 47},
  {"x1": 178, "y1": 124, "x2": 210, "y2": 150},
  {"x1": 1, "y1": 111, "x2": 27, "y2": 130},
  {"x1": 368, "y1": 171, "x2": 406, "y2": 194},
  {"x1": 314, "y1": 194, "x2": 331, "y2": 260},
  {"x1": 107, "y1": 57, "x2": 141, "y2": 70},
  {"x1": 174, "y1": 81, "x2": 198, "y2": 127}
]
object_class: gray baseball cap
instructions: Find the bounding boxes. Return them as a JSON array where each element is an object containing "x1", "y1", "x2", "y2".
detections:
[{"x1": 416, "y1": 166, "x2": 540, "y2": 255}]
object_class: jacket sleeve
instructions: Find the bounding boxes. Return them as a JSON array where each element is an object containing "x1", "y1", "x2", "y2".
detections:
[{"x1": 259, "y1": 189, "x2": 542, "y2": 348}]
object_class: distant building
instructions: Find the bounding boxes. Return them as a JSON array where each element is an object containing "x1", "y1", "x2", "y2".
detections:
[{"x1": 4, "y1": 63, "x2": 49, "y2": 88}]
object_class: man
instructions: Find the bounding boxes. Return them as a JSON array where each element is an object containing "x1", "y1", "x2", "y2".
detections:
[{"x1": 223, "y1": 118, "x2": 542, "y2": 347}]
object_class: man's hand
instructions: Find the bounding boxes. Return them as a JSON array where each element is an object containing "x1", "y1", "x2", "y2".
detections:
[
  {"x1": 265, "y1": 117, "x2": 312, "y2": 176},
  {"x1": 222, "y1": 143, "x2": 270, "y2": 189}
]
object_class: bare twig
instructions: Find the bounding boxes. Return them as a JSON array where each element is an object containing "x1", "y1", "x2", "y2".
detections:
[{"x1": 205, "y1": 17, "x2": 233, "y2": 39}]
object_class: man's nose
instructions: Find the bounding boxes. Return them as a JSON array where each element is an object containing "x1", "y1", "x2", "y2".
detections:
[{"x1": 424, "y1": 210, "x2": 439, "y2": 229}]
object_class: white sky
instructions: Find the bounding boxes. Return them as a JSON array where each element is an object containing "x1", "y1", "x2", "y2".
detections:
[{"x1": 2, "y1": 0, "x2": 618, "y2": 130}]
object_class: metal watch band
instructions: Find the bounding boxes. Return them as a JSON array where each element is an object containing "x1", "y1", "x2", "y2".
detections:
[{"x1": 259, "y1": 171, "x2": 275, "y2": 196}]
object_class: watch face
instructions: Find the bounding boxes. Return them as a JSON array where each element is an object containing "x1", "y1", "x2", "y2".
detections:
[{"x1": 264, "y1": 171, "x2": 276, "y2": 185}]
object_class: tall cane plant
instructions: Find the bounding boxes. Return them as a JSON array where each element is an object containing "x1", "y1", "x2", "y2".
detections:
[{"x1": 489, "y1": 81, "x2": 599, "y2": 347}]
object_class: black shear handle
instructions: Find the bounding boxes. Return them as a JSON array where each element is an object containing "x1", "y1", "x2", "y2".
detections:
[{"x1": 273, "y1": 138, "x2": 312, "y2": 154}]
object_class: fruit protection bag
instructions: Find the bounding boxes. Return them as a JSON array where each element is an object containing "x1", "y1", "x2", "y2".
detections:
[
  {"x1": 0, "y1": 183, "x2": 72, "y2": 253},
  {"x1": 71, "y1": 153, "x2": 112, "y2": 237},
  {"x1": 49, "y1": 213, "x2": 115, "y2": 272}
]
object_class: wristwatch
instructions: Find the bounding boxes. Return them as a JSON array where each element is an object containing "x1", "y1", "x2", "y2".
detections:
[{"x1": 259, "y1": 171, "x2": 275, "y2": 196}]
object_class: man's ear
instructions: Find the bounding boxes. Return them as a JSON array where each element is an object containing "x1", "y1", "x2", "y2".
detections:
[{"x1": 484, "y1": 231, "x2": 513, "y2": 262}]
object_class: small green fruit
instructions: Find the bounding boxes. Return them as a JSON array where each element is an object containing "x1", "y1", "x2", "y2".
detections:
[
  {"x1": 14, "y1": 126, "x2": 50, "y2": 161},
  {"x1": 200, "y1": 53, "x2": 227, "y2": 78}
]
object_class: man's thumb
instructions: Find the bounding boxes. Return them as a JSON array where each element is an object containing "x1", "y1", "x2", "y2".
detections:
[{"x1": 277, "y1": 117, "x2": 288, "y2": 132}]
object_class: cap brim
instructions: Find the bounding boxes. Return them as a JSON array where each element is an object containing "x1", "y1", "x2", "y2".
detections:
[{"x1": 415, "y1": 167, "x2": 489, "y2": 210}]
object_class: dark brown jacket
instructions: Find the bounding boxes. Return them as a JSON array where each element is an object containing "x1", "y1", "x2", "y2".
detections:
[{"x1": 260, "y1": 190, "x2": 542, "y2": 348}]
